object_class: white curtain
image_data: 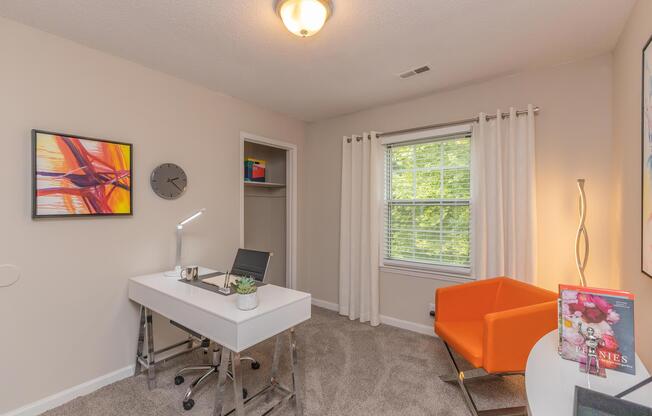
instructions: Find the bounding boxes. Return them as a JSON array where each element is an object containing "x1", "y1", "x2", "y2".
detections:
[
  {"x1": 339, "y1": 132, "x2": 382, "y2": 326},
  {"x1": 471, "y1": 105, "x2": 537, "y2": 283}
]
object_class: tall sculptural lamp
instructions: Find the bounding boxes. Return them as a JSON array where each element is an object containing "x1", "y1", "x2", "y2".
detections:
[
  {"x1": 164, "y1": 208, "x2": 206, "y2": 277},
  {"x1": 575, "y1": 179, "x2": 589, "y2": 287}
]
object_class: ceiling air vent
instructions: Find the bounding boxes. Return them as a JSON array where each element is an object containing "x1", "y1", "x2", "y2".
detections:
[{"x1": 399, "y1": 65, "x2": 430, "y2": 79}]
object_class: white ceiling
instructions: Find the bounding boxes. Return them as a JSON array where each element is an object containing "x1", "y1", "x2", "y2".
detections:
[{"x1": 0, "y1": 0, "x2": 636, "y2": 122}]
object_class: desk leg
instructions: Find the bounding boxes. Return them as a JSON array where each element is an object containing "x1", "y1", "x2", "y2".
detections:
[
  {"x1": 135, "y1": 306, "x2": 156, "y2": 389},
  {"x1": 289, "y1": 328, "x2": 304, "y2": 416},
  {"x1": 213, "y1": 346, "x2": 231, "y2": 416},
  {"x1": 135, "y1": 305, "x2": 145, "y2": 375},
  {"x1": 231, "y1": 351, "x2": 245, "y2": 416},
  {"x1": 271, "y1": 335, "x2": 282, "y2": 382}
]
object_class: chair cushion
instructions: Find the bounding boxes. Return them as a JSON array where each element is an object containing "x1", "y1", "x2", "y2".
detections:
[{"x1": 435, "y1": 320, "x2": 484, "y2": 368}]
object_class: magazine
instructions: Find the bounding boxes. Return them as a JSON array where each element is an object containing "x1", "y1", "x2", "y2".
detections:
[{"x1": 558, "y1": 284, "x2": 635, "y2": 375}]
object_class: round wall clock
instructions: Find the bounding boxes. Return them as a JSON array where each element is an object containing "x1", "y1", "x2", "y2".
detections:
[{"x1": 150, "y1": 163, "x2": 187, "y2": 200}]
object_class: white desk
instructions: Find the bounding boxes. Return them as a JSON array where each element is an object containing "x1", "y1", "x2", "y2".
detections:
[
  {"x1": 525, "y1": 330, "x2": 652, "y2": 415},
  {"x1": 128, "y1": 268, "x2": 311, "y2": 416}
]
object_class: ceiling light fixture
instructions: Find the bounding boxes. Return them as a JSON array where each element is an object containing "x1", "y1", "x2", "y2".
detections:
[{"x1": 276, "y1": 0, "x2": 333, "y2": 38}]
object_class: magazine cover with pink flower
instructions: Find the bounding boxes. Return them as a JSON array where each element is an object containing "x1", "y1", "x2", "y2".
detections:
[{"x1": 558, "y1": 285, "x2": 635, "y2": 376}]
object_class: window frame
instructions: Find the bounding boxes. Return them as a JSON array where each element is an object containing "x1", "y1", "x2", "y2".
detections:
[{"x1": 380, "y1": 127, "x2": 474, "y2": 282}]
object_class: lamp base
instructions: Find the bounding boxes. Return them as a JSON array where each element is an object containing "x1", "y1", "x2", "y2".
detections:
[{"x1": 164, "y1": 266, "x2": 182, "y2": 278}]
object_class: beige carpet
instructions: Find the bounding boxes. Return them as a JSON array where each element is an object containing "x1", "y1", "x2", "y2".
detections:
[{"x1": 41, "y1": 306, "x2": 526, "y2": 416}]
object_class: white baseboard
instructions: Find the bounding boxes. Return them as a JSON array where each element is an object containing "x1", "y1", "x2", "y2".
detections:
[
  {"x1": 311, "y1": 298, "x2": 436, "y2": 337},
  {"x1": 379, "y1": 314, "x2": 436, "y2": 337},
  {"x1": 311, "y1": 298, "x2": 339, "y2": 312},
  {"x1": 3, "y1": 364, "x2": 135, "y2": 416}
]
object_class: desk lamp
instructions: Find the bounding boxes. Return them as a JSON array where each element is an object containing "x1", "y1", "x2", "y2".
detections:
[{"x1": 164, "y1": 208, "x2": 205, "y2": 277}]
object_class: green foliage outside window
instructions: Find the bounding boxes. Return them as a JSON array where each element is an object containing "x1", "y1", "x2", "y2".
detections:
[{"x1": 386, "y1": 137, "x2": 470, "y2": 267}]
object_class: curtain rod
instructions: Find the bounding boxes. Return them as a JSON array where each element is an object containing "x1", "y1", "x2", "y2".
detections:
[
  {"x1": 378, "y1": 106, "x2": 539, "y2": 138},
  {"x1": 345, "y1": 106, "x2": 540, "y2": 142}
]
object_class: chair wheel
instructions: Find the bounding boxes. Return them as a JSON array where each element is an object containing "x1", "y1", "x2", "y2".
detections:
[
  {"x1": 243, "y1": 388, "x2": 248, "y2": 399},
  {"x1": 251, "y1": 361, "x2": 261, "y2": 370},
  {"x1": 174, "y1": 375, "x2": 184, "y2": 385},
  {"x1": 183, "y1": 399, "x2": 194, "y2": 410}
]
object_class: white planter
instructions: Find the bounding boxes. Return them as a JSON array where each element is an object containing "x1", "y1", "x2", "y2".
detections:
[{"x1": 236, "y1": 292, "x2": 258, "y2": 310}]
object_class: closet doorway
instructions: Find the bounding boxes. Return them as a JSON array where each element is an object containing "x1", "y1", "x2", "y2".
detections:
[{"x1": 239, "y1": 132, "x2": 297, "y2": 289}]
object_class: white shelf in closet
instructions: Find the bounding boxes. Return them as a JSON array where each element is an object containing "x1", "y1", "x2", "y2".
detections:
[{"x1": 243, "y1": 181, "x2": 286, "y2": 188}]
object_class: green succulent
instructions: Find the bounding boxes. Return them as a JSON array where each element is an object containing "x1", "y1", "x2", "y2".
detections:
[{"x1": 230, "y1": 276, "x2": 257, "y2": 295}]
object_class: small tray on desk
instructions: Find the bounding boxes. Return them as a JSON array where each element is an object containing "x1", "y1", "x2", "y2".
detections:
[{"x1": 178, "y1": 271, "x2": 265, "y2": 296}]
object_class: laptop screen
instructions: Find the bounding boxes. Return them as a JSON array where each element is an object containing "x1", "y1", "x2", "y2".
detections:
[{"x1": 231, "y1": 249, "x2": 269, "y2": 282}]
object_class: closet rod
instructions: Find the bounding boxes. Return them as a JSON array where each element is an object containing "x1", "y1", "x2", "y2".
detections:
[
  {"x1": 346, "y1": 106, "x2": 540, "y2": 142},
  {"x1": 244, "y1": 194, "x2": 286, "y2": 199}
]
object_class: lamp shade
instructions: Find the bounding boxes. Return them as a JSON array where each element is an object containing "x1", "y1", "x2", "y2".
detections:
[
  {"x1": 179, "y1": 208, "x2": 205, "y2": 227},
  {"x1": 276, "y1": 0, "x2": 332, "y2": 37}
]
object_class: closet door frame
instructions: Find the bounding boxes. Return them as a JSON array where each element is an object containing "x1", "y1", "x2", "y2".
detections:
[{"x1": 239, "y1": 132, "x2": 298, "y2": 290}]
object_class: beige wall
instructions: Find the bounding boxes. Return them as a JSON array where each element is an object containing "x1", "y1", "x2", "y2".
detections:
[
  {"x1": 305, "y1": 54, "x2": 614, "y2": 328},
  {"x1": 612, "y1": 0, "x2": 652, "y2": 367},
  {"x1": 0, "y1": 17, "x2": 305, "y2": 413}
]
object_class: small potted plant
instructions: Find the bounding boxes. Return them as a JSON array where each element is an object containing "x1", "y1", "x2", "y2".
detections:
[{"x1": 231, "y1": 276, "x2": 258, "y2": 311}]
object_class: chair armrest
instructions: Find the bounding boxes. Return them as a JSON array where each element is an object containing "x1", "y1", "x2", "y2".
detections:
[
  {"x1": 435, "y1": 278, "x2": 502, "y2": 323},
  {"x1": 482, "y1": 301, "x2": 557, "y2": 373}
]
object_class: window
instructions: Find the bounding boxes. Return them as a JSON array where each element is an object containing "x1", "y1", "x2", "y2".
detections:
[{"x1": 384, "y1": 134, "x2": 471, "y2": 273}]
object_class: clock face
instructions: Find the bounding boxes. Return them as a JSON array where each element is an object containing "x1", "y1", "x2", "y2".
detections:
[{"x1": 150, "y1": 163, "x2": 187, "y2": 200}]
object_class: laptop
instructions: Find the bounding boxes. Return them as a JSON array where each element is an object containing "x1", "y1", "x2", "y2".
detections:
[{"x1": 231, "y1": 249, "x2": 271, "y2": 282}]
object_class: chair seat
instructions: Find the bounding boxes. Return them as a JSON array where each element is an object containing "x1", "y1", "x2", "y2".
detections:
[{"x1": 435, "y1": 320, "x2": 484, "y2": 368}]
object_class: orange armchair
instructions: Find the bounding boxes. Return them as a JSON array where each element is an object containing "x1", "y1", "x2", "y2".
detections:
[{"x1": 434, "y1": 277, "x2": 557, "y2": 415}]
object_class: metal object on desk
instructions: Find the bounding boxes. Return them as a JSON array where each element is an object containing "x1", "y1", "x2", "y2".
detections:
[
  {"x1": 164, "y1": 209, "x2": 206, "y2": 277},
  {"x1": 218, "y1": 270, "x2": 232, "y2": 294},
  {"x1": 181, "y1": 266, "x2": 199, "y2": 281}
]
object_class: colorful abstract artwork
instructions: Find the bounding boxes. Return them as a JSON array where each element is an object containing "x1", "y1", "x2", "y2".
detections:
[
  {"x1": 32, "y1": 130, "x2": 132, "y2": 217},
  {"x1": 643, "y1": 38, "x2": 652, "y2": 277}
]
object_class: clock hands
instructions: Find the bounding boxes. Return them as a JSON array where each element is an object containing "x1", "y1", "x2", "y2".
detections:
[{"x1": 168, "y1": 177, "x2": 184, "y2": 192}]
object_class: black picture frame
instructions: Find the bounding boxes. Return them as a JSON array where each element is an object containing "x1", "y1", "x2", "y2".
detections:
[
  {"x1": 641, "y1": 35, "x2": 652, "y2": 278},
  {"x1": 32, "y1": 129, "x2": 134, "y2": 218}
]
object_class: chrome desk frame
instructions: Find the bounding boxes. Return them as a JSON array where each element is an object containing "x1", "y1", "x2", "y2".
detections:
[
  {"x1": 134, "y1": 306, "x2": 198, "y2": 389},
  {"x1": 134, "y1": 306, "x2": 304, "y2": 416},
  {"x1": 213, "y1": 327, "x2": 303, "y2": 416}
]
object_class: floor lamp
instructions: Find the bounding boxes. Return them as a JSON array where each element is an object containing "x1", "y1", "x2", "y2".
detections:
[{"x1": 575, "y1": 179, "x2": 588, "y2": 287}]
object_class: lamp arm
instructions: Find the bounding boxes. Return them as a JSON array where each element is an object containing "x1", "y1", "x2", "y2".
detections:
[{"x1": 175, "y1": 225, "x2": 183, "y2": 273}]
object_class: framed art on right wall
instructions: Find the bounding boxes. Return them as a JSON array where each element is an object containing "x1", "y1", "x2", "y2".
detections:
[{"x1": 642, "y1": 35, "x2": 652, "y2": 278}]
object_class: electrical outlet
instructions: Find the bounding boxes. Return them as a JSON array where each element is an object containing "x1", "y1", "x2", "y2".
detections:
[{"x1": 428, "y1": 302, "x2": 435, "y2": 317}]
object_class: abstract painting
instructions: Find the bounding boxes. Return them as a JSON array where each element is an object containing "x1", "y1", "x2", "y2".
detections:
[
  {"x1": 32, "y1": 130, "x2": 132, "y2": 217},
  {"x1": 643, "y1": 36, "x2": 652, "y2": 277}
]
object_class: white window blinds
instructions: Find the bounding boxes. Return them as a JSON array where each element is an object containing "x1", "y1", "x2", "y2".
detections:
[{"x1": 384, "y1": 134, "x2": 471, "y2": 269}]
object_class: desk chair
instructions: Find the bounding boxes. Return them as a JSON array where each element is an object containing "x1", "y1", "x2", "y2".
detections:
[{"x1": 173, "y1": 249, "x2": 272, "y2": 411}]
